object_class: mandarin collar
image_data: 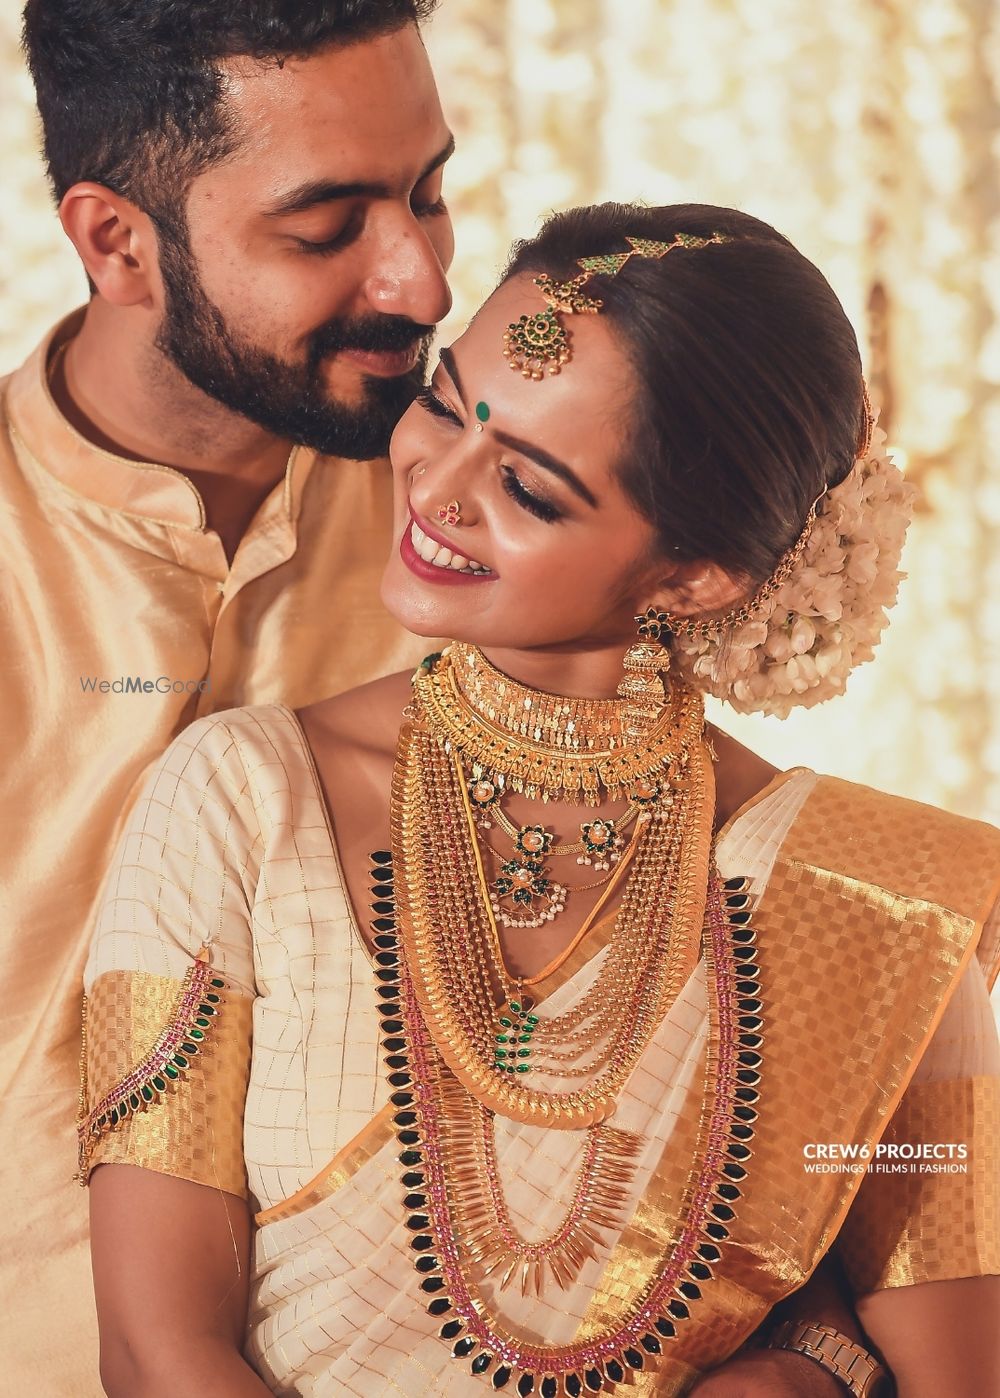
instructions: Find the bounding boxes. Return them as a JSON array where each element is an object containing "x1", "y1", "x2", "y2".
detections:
[{"x1": 6, "y1": 310, "x2": 318, "y2": 531}]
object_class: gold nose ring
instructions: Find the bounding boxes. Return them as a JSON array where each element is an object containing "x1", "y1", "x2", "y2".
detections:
[{"x1": 437, "y1": 500, "x2": 462, "y2": 526}]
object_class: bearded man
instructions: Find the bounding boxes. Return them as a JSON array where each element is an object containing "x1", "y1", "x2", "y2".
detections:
[{"x1": 4, "y1": 3, "x2": 451, "y2": 1388}]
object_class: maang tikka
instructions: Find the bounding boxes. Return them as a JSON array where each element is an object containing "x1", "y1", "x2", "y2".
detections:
[{"x1": 503, "y1": 232, "x2": 732, "y2": 381}]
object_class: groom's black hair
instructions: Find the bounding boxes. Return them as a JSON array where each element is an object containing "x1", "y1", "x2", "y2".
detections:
[{"x1": 22, "y1": 0, "x2": 439, "y2": 211}]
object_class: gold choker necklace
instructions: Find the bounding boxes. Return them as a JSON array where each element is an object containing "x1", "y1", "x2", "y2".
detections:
[
  {"x1": 452, "y1": 643, "x2": 628, "y2": 747},
  {"x1": 414, "y1": 644, "x2": 703, "y2": 805}
]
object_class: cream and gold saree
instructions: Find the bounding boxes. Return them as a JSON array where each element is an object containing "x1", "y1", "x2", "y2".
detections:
[{"x1": 79, "y1": 704, "x2": 1000, "y2": 1395}]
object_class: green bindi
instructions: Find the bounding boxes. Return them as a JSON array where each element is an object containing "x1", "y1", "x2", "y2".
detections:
[{"x1": 475, "y1": 401, "x2": 491, "y2": 423}]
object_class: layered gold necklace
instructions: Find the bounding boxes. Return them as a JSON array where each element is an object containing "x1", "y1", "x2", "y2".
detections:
[
  {"x1": 394, "y1": 645, "x2": 712, "y2": 1129},
  {"x1": 378, "y1": 646, "x2": 763, "y2": 1390}
]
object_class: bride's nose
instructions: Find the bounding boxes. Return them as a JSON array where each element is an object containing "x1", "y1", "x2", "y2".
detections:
[{"x1": 409, "y1": 447, "x2": 482, "y2": 531}]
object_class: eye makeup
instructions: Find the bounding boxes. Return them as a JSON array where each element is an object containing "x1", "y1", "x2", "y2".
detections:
[{"x1": 414, "y1": 390, "x2": 562, "y2": 524}]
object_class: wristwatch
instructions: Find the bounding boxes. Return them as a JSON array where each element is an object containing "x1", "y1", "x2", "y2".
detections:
[{"x1": 767, "y1": 1320, "x2": 893, "y2": 1397}]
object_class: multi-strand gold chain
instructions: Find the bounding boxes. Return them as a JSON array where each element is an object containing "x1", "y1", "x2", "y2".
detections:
[{"x1": 391, "y1": 648, "x2": 714, "y2": 1127}]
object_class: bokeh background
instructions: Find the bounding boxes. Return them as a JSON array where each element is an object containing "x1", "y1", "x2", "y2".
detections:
[{"x1": 3, "y1": 0, "x2": 1000, "y2": 825}]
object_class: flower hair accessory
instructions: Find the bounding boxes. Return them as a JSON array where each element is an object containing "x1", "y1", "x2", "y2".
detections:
[{"x1": 667, "y1": 413, "x2": 918, "y2": 718}]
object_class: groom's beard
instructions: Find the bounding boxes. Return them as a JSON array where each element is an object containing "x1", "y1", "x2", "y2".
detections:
[{"x1": 154, "y1": 230, "x2": 433, "y2": 460}]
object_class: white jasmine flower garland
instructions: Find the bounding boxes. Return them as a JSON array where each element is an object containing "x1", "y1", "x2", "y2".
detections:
[{"x1": 671, "y1": 424, "x2": 918, "y2": 718}]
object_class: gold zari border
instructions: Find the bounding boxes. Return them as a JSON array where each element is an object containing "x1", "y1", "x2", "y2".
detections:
[
  {"x1": 81, "y1": 968, "x2": 251, "y2": 1199},
  {"x1": 576, "y1": 776, "x2": 1000, "y2": 1377},
  {"x1": 836, "y1": 1074, "x2": 1000, "y2": 1293}
]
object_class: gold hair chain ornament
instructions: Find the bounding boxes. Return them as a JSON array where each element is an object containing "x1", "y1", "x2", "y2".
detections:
[
  {"x1": 656, "y1": 381, "x2": 877, "y2": 643},
  {"x1": 503, "y1": 232, "x2": 732, "y2": 380},
  {"x1": 649, "y1": 506, "x2": 819, "y2": 645}
]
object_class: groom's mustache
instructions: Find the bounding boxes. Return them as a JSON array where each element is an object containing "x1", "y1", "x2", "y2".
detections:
[{"x1": 307, "y1": 313, "x2": 435, "y2": 369}]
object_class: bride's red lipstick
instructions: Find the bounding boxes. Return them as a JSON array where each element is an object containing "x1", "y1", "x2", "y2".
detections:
[{"x1": 400, "y1": 509, "x2": 498, "y2": 587}]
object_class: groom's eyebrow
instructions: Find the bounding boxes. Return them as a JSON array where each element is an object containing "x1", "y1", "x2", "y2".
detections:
[
  {"x1": 264, "y1": 134, "x2": 456, "y2": 217},
  {"x1": 438, "y1": 347, "x2": 598, "y2": 509}
]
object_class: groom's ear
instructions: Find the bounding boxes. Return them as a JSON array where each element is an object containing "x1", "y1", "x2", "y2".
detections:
[{"x1": 59, "y1": 183, "x2": 161, "y2": 307}]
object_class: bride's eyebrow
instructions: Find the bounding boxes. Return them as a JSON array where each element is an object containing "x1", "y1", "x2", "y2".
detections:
[
  {"x1": 437, "y1": 347, "x2": 598, "y2": 509},
  {"x1": 437, "y1": 347, "x2": 467, "y2": 401}
]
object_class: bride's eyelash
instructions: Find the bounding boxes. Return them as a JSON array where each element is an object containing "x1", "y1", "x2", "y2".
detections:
[
  {"x1": 501, "y1": 465, "x2": 561, "y2": 523},
  {"x1": 415, "y1": 386, "x2": 462, "y2": 426},
  {"x1": 415, "y1": 387, "x2": 562, "y2": 524}
]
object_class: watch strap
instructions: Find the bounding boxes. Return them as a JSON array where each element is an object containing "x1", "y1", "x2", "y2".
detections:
[{"x1": 767, "y1": 1319, "x2": 892, "y2": 1397}]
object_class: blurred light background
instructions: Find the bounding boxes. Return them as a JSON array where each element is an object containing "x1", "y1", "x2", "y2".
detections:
[{"x1": 3, "y1": 0, "x2": 1000, "y2": 827}]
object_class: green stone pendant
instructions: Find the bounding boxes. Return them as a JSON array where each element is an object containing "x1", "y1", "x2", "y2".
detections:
[
  {"x1": 492, "y1": 996, "x2": 541, "y2": 1075},
  {"x1": 475, "y1": 400, "x2": 491, "y2": 423}
]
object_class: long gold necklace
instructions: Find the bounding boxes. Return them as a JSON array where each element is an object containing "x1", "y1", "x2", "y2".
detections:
[
  {"x1": 392, "y1": 646, "x2": 713, "y2": 1128},
  {"x1": 376, "y1": 647, "x2": 764, "y2": 1386},
  {"x1": 435, "y1": 1072, "x2": 644, "y2": 1298},
  {"x1": 383, "y1": 646, "x2": 712, "y2": 1303},
  {"x1": 371, "y1": 851, "x2": 764, "y2": 1390}
]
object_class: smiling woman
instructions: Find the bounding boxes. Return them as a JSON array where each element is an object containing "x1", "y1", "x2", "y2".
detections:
[
  {"x1": 5, "y1": 4, "x2": 463, "y2": 1396},
  {"x1": 81, "y1": 201, "x2": 1000, "y2": 1397}
]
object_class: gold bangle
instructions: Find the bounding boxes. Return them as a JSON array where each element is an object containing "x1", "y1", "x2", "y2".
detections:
[{"x1": 767, "y1": 1320, "x2": 893, "y2": 1398}]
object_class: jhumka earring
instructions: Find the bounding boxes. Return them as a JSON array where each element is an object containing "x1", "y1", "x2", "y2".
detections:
[
  {"x1": 617, "y1": 606, "x2": 673, "y2": 737},
  {"x1": 437, "y1": 500, "x2": 462, "y2": 526}
]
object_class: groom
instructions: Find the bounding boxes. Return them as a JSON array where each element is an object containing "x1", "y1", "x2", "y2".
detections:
[{"x1": 3, "y1": 2, "x2": 451, "y2": 1389}]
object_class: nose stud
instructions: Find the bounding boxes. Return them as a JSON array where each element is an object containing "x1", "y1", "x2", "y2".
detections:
[{"x1": 437, "y1": 500, "x2": 462, "y2": 526}]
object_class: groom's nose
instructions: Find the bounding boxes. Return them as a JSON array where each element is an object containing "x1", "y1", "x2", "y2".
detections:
[{"x1": 363, "y1": 205, "x2": 455, "y2": 329}]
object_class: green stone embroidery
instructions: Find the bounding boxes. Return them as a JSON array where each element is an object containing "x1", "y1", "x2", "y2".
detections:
[{"x1": 77, "y1": 958, "x2": 225, "y2": 1183}]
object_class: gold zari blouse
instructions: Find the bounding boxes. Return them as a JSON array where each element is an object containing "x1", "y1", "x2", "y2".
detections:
[{"x1": 81, "y1": 705, "x2": 1000, "y2": 1395}]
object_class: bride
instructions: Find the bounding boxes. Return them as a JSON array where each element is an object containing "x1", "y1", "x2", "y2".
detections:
[{"x1": 80, "y1": 203, "x2": 1000, "y2": 1397}]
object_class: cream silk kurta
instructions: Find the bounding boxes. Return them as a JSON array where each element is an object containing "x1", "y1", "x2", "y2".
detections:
[
  {"x1": 0, "y1": 313, "x2": 429, "y2": 1395},
  {"x1": 80, "y1": 706, "x2": 1000, "y2": 1396}
]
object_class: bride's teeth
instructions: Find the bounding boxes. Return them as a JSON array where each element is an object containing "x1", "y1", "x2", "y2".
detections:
[{"x1": 409, "y1": 517, "x2": 490, "y2": 574}]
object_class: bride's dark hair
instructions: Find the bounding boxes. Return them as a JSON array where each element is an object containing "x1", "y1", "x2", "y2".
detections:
[{"x1": 503, "y1": 203, "x2": 868, "y2": 585}]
